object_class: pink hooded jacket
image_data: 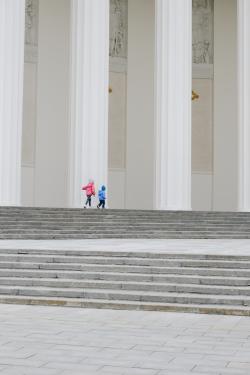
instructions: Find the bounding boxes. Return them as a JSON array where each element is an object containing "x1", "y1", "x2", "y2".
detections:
[{"x1": 82, "y1": 182, "x2": 95, "y2": 196}]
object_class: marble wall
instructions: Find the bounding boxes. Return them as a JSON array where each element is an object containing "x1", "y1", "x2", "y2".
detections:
[
  {"x1": 110, "y1": 0, "x2": 128, "y2": 59},
  {"x1": 109, "y1": 0, "x2": 128, "y2": 176},
  {"x1": 108, "y1": 72, "x2": 127, "y2": 170},
  {"x1": 192, "y1": 79, "x2": 213, "y2": 174},
  {"x1": 20, "y1": 0, "x2": 217, "y2": 210},
  {"x1": 108, "y1": 0, "x2": 215, "y2": 209},
  {"x1": 192, "y1": 0, "x2": 214, "y2": 210},
  {"x1": 22, "y1": 0, "x2": 39, "y2": 206},
  {"x1": 213, "y1": 0, "x2": 237, "y2": 211},
  {"x1": 193, "y1": 0, "x2": 214, "y2": 64},
  {"x1": 22, "y1": 0, "x2": 39, "y2": 167},
  {"x1": 192, "y1": 0, "x2": 214, "y2": 176},
  {"x1": 34, "y1": 0, "x2": 71, "y2": 207},
  {"x1": 192, "y1": 78, "x2": 213, "y2": 210},
  {"x1": 108, "y1": 0, "x2": 128, "y2": 208}
]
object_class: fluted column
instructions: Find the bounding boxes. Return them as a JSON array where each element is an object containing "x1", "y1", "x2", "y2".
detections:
[
  {"x1": 0, "y1": 1, "x2": 25, "y2": 205},
  {"x1": 155, "y1": 0, "x2": 192, "y2": 210},
  {"x1": 238, "y1": 0, "x2": 250, "y2": 211},
  {"x1": 69, "y1": 0, "x2": 109, "y2": 207}
]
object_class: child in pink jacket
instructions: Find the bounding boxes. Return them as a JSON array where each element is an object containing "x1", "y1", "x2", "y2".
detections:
[{"x1": 82, "y1": 180, "x2": 96, "y2": 208}]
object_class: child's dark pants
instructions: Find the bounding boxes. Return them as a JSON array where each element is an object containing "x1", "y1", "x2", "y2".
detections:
[
  {"x1": 98, "y1": 200, "x2": 105, "y2": 209},
  {"x1": 86, "y1": 195, "x2": 92, "y2": 207}
]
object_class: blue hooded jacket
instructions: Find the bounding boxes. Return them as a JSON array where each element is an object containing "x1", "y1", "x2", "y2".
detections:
[{"x1": 98, "y1": 185, "x2": 106, "y2": 200}]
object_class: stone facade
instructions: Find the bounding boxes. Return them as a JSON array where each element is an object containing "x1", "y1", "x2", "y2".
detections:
[
  {"x1": 109, "y1": 0, "x2": 128, "y2": 59},
  {"x1": 25, "y1": 0, "x2": 38, "y2": 63},
  {"x1": 192, "y1": 0, "x2": 214, "y2": 64}
]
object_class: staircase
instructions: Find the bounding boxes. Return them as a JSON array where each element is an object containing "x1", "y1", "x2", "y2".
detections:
[
  {"x1": 1, "y1": 207, "x2": 250, "y2": 315},
  {"x1": 1, "y1": 206, "x2": 250, "y2": 239},
  {"x1": 0, "y1": 248, "x2": 250, "y2": 315}
]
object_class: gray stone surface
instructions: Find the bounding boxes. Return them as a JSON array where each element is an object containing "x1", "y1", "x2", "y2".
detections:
[
  {"x1": 2, "y1": 207, "x2": 250, "y2": 239},
  {"x1": 0, "y1": 238, "x2": 250, "y2": 256},
  {"x1": 1, "y1": 239, "x2": 250, "y2": 315},
  {"x1": 0, "y1": 304, "x2": 250, "y2": 374}
]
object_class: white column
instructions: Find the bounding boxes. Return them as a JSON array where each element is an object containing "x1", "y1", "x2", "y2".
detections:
[
  {"x1": 69, "y1": 0, "x2": 109, "y2": 207},
  {"x1": 238, "y1": 0, "x2": 250, "y2": 211},
  {"x1": 155, "y1": 0, "x2": 192, "y2": 210},
  {"x1": 0, "y1": 1, "x2": 25, "y2": 206}
]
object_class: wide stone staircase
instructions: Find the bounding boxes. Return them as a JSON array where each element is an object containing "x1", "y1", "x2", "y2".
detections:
[
  {"x1": 1, "y1": 206, "x2": 250, "y2": 239},
  {"x1": 1, "y1": 206, "x2": 250, "y2": 315},
  {"x1": 0, "y1": 248, "x2": 250, "y2": 315}
]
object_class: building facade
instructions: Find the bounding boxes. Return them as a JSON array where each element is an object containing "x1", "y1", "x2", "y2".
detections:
[{"x1": 0, "y1": 0, "x2": 248, "y2": 211}]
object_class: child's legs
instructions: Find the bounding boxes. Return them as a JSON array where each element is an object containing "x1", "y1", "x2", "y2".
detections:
[
  {"x1": 86, "y1": 195, "x2": 91, "y2": 206},
  {"x1": 101, "y1": 200, "x2": 105, "y2": 208}
]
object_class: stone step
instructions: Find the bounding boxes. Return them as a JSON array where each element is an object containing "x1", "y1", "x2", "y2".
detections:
[
  {"x1": 1, "y1": 228, "x2": 249, "y2": 235},
  {"x1": 1, "y1": 207, "x2": 250, "y2": 216},
  {"x1": 2, "y1": 225, "x2": 247, "y2": 231},
  {"x1": 1, "y1": 233, "x2": 250, "y2": 240},
  {"x1": 0, "y1": 294, "x2": 250, "y2": 316},
  {"x1": 3, "y1": 223, "x2": 250, "y2": 229},
  {"x1": 2, "y1": 234, "x2": 250, "y2": 240},
  {"x1": 0, "y1": 253, "x2": 249, "y2": 268},
  {"x1": 0, "y1": 269, "x2": 248, "y2": 286},
  {"x1": 2, "y1": 214, "x2": 250, "y2": 220},
  {"x1": 1, "y1": 228, "x2": 250, "y2": 236},
  {"x1": 0, "y1": 236, "x2": 250, "y2": 241},
  {"x1": 0, "y1": 285, "x2": 250, "y2": 306},
  {"x1": 2, "y1": 277, "x2": 250, "y2": 296},
  {"x1": 0, "y1": 220, "x2": 248, "y2": 226},
  {"x1": 2, "y1": 222, "x2": 250, "y2": 230},
  {"x1": 5, "y1": 217, "x2": 249, "y2": 222},
  {"x1": 6, "y1": 213, "x2": 250, "y2": 219},
  {"x1": 2, "y1": 208, "x2": 250, "y2": 240},
  {"x1": 0, "y1": 209, "x2": 245, "y2": 214},
  {"x1": 2, "y1": 230, "x2": 250, "y2": 237},
  {"x1": 2, "y1": 248, "x2": 250, "y2": 261},
  {"x1": 0, "y1": 214, "x2": 249, "y2": 220},
  {"x1": 1, "y1": 261, "x2": 250, "y2": 277}
]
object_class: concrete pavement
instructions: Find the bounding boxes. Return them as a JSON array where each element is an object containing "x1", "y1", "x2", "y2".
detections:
[{"x1": 0, "y1": 304, "x2": 250, "y2": 374}]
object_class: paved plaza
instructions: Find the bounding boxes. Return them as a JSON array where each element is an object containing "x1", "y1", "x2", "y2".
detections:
[
  {"x1": 0, "y1": 239, "x2": 250, "y2": 374},
  {"x1": 0, "y1": 304, "x2": 250, "y2": 375}
]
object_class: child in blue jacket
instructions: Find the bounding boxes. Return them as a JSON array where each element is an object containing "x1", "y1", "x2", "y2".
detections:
[{"x1": 97, "y1": 185, "x2": 106, "y2": 209}]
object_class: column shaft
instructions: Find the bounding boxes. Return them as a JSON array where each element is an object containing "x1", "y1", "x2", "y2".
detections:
[
  {"x1": 0, "y1": 1, "x2": 25, "y2": 205},
  {"x1": 155, "y1": 0, "x2": 192, "y2": 210},
  {"x1": 238, "y1": 0, "x2": 250, "y2": 211},
  {"x1": 69, "y1": 0, "x2": 109, "y2": 207}
]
